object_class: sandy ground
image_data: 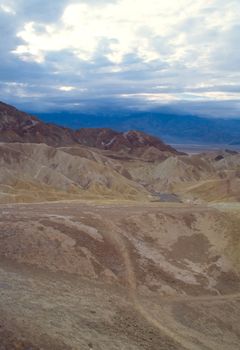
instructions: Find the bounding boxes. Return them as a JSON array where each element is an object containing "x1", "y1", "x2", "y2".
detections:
[{"x1": 0, "y1": 201, "x2": 240, "y2": 349}]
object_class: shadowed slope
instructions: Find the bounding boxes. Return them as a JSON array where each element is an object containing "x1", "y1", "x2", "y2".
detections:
[{"x1": 0, "y1": 101, "x2": 181, "y2": 157}]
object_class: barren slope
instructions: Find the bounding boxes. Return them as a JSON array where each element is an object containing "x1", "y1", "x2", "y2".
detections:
[
  {"x1": 0, "y1": 101, "x2": 181, "y2": 159},
  {"x1": 121, "y1": 150, "x2": 240, "y2": 202},
  {"x1": 0, "y1": 142, "x2": 147, "y2": 203},
  {"x1": 1, "y1": 101, "x2": 240, "y2": 350},
  {"x1": 0, "y1": 202, "x2": 240, "y2": 349}
]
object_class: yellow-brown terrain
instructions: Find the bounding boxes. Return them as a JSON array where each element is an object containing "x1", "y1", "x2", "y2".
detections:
[
  {"x1": 1, "y1": 202, "x2": 240, "y2": 349},
  {"x1": 0, "y1": 102, "x2": 240, "y2": 349}
]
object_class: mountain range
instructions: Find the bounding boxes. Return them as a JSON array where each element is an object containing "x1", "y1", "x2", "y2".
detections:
[
  {"x1": 33, "y1": 108, "x2": 240, "y2": 146},
  {"x1": 0, "y1": 101, "x2": 179, "y2": 154},
  {"x1": 1, "y1": 101, "x2": 240, "y2": 350},
  {"x1": 0, "y1": 100, "x2": 239, "y2": 203}
]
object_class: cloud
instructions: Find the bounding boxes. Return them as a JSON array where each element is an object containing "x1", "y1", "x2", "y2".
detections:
[
  {"x1": 58, "y1": 86, "x2": 76, "y2": 92},
  {"x1": 0, "y1": 0, "x2": 240, "y2": 117},
  {"x1": 0, "y1": 4, "x2": 15, "y2": 14}
]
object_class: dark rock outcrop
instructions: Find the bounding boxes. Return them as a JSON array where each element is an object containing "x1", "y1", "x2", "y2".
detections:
[{"x1": 0, "y1": 101, "x2": 181, "y2": 155}]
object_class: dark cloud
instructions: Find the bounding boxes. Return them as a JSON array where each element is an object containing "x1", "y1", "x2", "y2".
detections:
[
  {"x1": 0, "y1": 0, "x2": 240, "y2": 117},
  {"x1": 7, "y1": 0, "x2": 71, "y2": 22}
]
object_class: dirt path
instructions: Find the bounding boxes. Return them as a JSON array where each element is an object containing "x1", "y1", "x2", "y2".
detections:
[
  {"x1": 1, "y1": 201, "x2": 239, "y2": 349},
  {"x1": 161, "y1": 292, "x2": 240, "y2": 303},
  {"x1": 102, "y1": 223, "x2": 214, "y2": 350}
]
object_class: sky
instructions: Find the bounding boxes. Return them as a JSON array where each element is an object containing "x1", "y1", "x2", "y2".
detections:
[{"x1": 0, "y1": 0, "x2": 240, "y2": 117}]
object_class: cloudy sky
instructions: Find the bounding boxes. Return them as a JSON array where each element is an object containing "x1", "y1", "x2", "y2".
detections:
[{"x1": 0, "y1": 0, "x2": 240, "y2": 117}]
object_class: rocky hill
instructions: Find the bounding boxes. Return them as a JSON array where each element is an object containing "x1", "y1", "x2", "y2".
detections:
[
  {"x1": 74, "y1": 128, "x2": 180, "y2": 154},
  {"x1": 1, "y1": 103, "x2": 240, "y2": 350},
  {"x1": 0, "y1": 101, "x2": 240, "y2": 204},
  {"x1": 0, "y1": 101, "x2": 180, "y2": 156},
  {"x1": 36, "y1": 108, "x2": 240, "y2": 146},
  {"x1": 0, "y1": 101, "x2": 76, "y2": 147},
  {"x1": 0, "y1": 142, "x2": 147, "y2": 203}
]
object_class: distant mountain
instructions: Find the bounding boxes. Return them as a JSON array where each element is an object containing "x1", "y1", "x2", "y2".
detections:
[
  {"x1": 74, "y1": 128, "x2": 179, "y2": 154},
  {"x1": 34, "y1": 109, "x2": 240, "y2": 146},
  {"x1": 0, "y1": 101, "x2": 179, "y2": 155},
  {"x1": 230, "y1": 140, "x2": 240, "y2": 145},
  {"x1": 1, "y1": 101, "x2": 240, "y2": 204},
  {"x1": 0, "y1": 101, "x2": 76, "y2": 147}
]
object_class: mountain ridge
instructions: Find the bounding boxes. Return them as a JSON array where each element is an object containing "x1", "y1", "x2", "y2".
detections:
[
  {"x1": 34, "y1": 108, "x2": 240, "y2": 146},
  {"x1": 0, "y1": 101, "x2": 181, "y2": 155},
  {"x1": 0, "y1": 101, "x2": 239, "y2": 204}
]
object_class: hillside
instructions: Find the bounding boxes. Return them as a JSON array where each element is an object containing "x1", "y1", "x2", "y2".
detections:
[
  {"x1": 1, "y1": 102, "x2": 240, "y2": 350},
  {"x1": 0, "y1": 142, "x2": 148, "y2": 203},
  {"x1": 35, "y1": 108, "x2": 240, "y2": 146},
  {"x1": 0, "y1": 144, "x2": 239, "y2": 204},
  {"x1": 0, "y1": 101, "x2": 181, "y2": 155},
  {"x1": 0, "y1": 101, "x2": 240, "y2": 204},
  {"x1": 0, "y1": 102, "x2": 76, "y2": 147},
  {"x1": 1, "y1": 202, "x2": 240, "y2": 350}
]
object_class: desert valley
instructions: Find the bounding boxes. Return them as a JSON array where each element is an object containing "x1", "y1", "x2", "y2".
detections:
[{"x1": 0, "y1": 101, "x2": 240, "y2": 349}]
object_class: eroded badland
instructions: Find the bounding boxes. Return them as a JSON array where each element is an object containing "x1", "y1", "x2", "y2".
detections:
[{"x1": 0, "y1": 102, "x2": 240, "y2": 349}]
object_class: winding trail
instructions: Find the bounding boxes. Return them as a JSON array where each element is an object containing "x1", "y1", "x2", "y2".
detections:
[
  {"x1": 102, "y1": 222, "x2": 234, "y2": 350},
  {"x1": 2, "y1": 201, "x2": 240, "y2": 349}
]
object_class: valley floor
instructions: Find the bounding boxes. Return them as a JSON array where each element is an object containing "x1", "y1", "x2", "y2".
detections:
[{"x1": 0, "y1": 201, "x2": 240, "y2": 349}]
